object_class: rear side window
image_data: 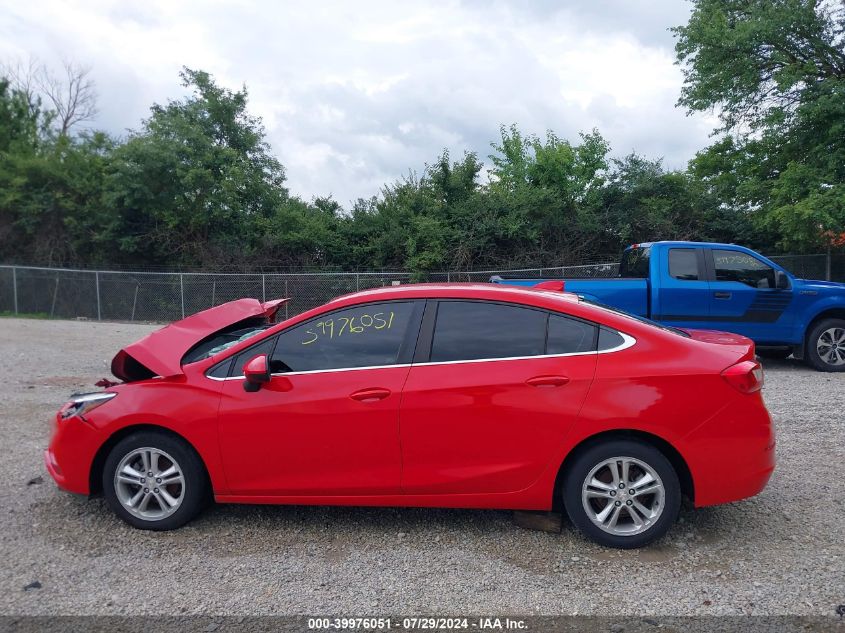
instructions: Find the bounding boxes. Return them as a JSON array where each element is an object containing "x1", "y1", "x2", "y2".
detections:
[
  {"x1": 547, "y1": 314, "x2": 596, "y2": 354},
  {"x1": 668, "y1": 249, "x2": 699, "y2": 281},
  {"x1": 270, "y1": 302, "x2": 417, "y2": 372},
  {"x1": 430, "y1": 301, "x2": 546, "y2": 362},
  {"x1": 619, "y1": 246, "x2": 650, "y2": 278}
]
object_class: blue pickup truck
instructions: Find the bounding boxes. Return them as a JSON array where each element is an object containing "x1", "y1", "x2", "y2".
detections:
[{"x1": 492, "y1": 241, "x2": 845, "y2": 372}]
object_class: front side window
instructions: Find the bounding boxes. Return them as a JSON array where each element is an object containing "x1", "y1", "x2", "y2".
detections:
[
  {"x1": 430, "y1": 301, "x2": 546, "y2": 362},
  {"x1": 713, "y1": 250, "x2": 775, "y2": 288},
  {"x1": 230, "y1": 336, "x2": 278, "y2": 377},
  {"x1": 669, "y1": 248, "x2": 699, "y2": 281},
  {"x1": 269, "y1": 302, "x2": 417, "y2": 373}
]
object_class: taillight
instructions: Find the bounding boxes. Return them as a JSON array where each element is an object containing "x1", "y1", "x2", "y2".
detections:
[{"x1": 721, "y1": 360, "x2": 764, "y2": 394}]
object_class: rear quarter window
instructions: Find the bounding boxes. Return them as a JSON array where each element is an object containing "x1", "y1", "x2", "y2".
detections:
[{"x1": 547, "y1": 314, "x2": 597, "y2": 354}]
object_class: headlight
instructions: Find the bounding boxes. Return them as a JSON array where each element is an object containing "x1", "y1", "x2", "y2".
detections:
[{"x1": 61, "y1": 392, "x2": 117, "y2": 420}]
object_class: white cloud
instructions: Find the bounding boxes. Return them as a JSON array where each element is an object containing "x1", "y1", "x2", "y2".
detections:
[{"x1": 0, "y1": 0, "x2": 714, "y2": 205}]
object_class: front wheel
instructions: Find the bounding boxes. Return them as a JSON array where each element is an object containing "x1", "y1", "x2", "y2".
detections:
[
  {"x1": 806, "y1": 318, "x2": 845, "y2": 372},
  {"x1": 102, "y1": 431, "x2": 208, "y2": 530},
  {"x1": 563, "y1": 440, "x2": 681, "y2": 549}
]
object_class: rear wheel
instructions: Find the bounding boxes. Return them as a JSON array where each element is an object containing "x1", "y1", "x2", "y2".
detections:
[
  {"x1": 103, "y1": 431, "x2": 208, "y2": 530},
  {"x1": 563, "y1": 440, "x2": 680, "y2": 549},
  {"x1": 806, "y1": 318, "x2": 845, "y2": 372}
]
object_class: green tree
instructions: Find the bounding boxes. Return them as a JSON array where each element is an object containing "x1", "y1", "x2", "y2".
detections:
[
  {"x1": 103, "y1": 68, "x2": 289, "y2": 267},
  {"x1": 0, "y1": 76, "x2": 115, "y2": 266},
  {"x1": 487, "y1": 125, "x2": 611, "y2": 264}
]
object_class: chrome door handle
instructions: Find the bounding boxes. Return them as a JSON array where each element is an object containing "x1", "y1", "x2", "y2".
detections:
[{"x1": 713, "y1": 292, "x2": 732, "y2": 299}]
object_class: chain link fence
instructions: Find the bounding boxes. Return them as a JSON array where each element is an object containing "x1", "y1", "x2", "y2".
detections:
[
  {"x1": 0, "y1": 253, "x2": 840, "y2": 323},
  {"x1": 768, "y1": 253, "x2": 843, "y2": 282}
]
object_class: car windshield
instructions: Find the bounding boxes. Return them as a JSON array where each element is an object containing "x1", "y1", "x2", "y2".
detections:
[
  {"x1": 581, "y1": 299, "x2": 691, "y2": 338},
  {"x1": 182, "y1": 325, "x2": 271, "y2": 364},
  {"x1": 205, "y1": 327, "x2": 268, "y2": 357}
]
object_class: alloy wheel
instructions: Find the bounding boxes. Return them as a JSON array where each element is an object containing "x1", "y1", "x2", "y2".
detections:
[
  {"x1": 817, "y1": 327, "x2": 845, "y2": 366},
  {"x1": 581, "y1": 456, "x2": 665, "y2": 537},
  {"x1": 114, "y1": 447, "x2": 185, "y2": 521}
]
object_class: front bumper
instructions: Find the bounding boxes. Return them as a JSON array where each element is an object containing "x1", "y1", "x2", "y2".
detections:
[{"x1": 45, "y1": 411, "x2": 103, "y2": 495}]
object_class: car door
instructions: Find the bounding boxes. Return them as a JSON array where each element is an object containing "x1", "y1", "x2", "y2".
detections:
[
  {"x1": 706, "y1": 248, "x2": 794, "y2": 342},
  {"x1": 653, "y1": 247, "x2": 710, "y2": 327},
  {"x1": 399, "y1": 300, "x2": 597, "y2": 495},
  {"x1": 216, "y1": 300, "x2": 423, "y2": 496}
]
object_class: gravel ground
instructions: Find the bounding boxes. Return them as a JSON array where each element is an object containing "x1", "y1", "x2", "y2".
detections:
[{"x1": 0, "y1": 317, "x2": 842, "y2": 617}]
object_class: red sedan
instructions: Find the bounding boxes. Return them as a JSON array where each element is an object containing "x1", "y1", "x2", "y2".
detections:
[{"x1": 45, "y1": 284, "x2": 775, "y2": 548}]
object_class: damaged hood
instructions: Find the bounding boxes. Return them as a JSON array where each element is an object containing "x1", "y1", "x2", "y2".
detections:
[{"x1": 112, "y1": 298, "x2": 288, "y2": 382}]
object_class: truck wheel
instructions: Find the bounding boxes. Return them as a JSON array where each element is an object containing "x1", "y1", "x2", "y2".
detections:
[
  {"x1": 806, "y1": 318, "x2": 845, "y2": 372},
  {"x1": 563, "y1": 440, "x2": 681, "y2": 549}
]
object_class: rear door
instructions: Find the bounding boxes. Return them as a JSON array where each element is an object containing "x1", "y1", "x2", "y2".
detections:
[
  {"x1": 652, "y1": 246, "x2": 710, "y2": 327},
  {"x1": 705, "y1": 248, "x2": 794, "y2": 342},
  {"x1": 398, "y1": 300, "x2": 597, "y2": 495}
]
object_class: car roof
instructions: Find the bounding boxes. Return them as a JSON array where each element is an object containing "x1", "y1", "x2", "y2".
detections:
[
  {"x1": 328, "y1": 282, "x2": 581, "y2": 306},
  {"x1": 318, "y1": 283, "x2": 683, "y2": 342}
]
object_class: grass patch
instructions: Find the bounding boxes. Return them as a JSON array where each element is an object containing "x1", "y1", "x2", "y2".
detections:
[{"x1": 0, "y1": 311, "x2": 51, "y2": 319}]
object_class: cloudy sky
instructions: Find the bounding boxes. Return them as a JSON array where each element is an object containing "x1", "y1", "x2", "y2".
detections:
[{"x1": 1, "y1": 0, "x2": 716, "y2": 205}]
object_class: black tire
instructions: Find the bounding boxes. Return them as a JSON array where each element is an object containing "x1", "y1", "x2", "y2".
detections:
[
  {"x1": 805, "y1": 318, "x2": 845, "y2": 372},
  {"x1": 756, "y1": 348, "x2": 792, "y2": 360},
  {"x1": 563, "y1": 439, "x2": 681, "y2": 549},
  {"x1": 102, "y1": 430, "x2": 208, "y2": 530}
]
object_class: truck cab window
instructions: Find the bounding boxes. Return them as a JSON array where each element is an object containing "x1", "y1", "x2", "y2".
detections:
[
  {"x1": 668, "y1": 249, "x2": 699, "y2": 281},
  {"x1": 713, "y1": 250, "x2": 776, "y2": 289},
  {"x1": 619, "y1": 246, "x2": 651, "y2": 278}
]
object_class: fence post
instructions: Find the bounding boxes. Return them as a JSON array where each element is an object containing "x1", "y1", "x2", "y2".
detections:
[
  {"x1": 180, "y1": 274, "x2": 185, "y2": 319},
  {"x1": 95, "y1": 271, "x2": 101, "y2": 321},
  {"x1": 131, "y1": 284, "x2": 139, "y2": 322},
  {"x1": 262, "y1": 274, "x2": 266, "y2": 302},
  {"x1": 12, "y1": 266, "x2": 18, "y2": 314},
  {"x1": 284, "y1": 279, "x2": 289, "y2": 319},
  {"x1": 50, "y1": 276, "x2": 60, "y2": 318},
  {"x1": 356, "y1": 273, "x2": 360, "y2": 291},
  {"x1": 827, "y1": 247, "x2": 832, "y2": 281}
]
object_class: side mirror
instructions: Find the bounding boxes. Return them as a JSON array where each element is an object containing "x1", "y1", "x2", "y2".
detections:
[
  {"x1": 774, "y1": 270, "x2": 790, "y2": 290},
  {"x1": 243, "y1": 354, "x2": 271, "y2": 392}
]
